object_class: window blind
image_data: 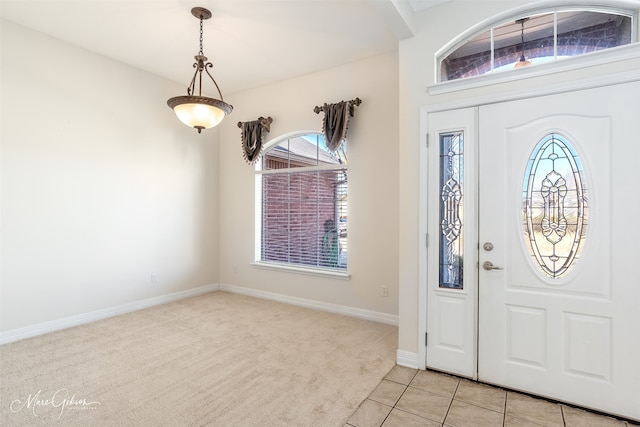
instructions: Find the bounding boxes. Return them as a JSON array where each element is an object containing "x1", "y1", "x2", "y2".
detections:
[{"x1": 256, "y1": 134, "x2": 347, "y2": 271}]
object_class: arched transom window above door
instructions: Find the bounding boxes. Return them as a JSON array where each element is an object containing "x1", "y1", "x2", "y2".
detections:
[{"x1": 437, "y1": 5, "x2": 637, "y2": 83}]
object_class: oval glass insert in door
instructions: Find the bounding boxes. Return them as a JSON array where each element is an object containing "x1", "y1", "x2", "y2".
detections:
[{"x1": 522, "y1": 133, "x2": 588, "y2": 279}]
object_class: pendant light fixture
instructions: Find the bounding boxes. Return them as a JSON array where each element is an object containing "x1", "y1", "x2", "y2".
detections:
[
  {"x1": 514, "y1": 18, "x2": 532, "y2": 68},
  {"x1": 167, "y1": 7, "x2": 232, "y2": 133}
]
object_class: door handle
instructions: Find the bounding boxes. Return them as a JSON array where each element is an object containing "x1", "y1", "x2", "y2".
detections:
[{"x1": 483, "y1": 261, "x2": 503, "y2": 271}]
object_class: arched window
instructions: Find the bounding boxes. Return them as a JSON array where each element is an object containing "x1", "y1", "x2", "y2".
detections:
[
  {"x1": 255, "y1": 132, "x2": 348, "y2": 273},
  {"x1": 438, "y1": 6, "x2": 636, "y2": 82}
]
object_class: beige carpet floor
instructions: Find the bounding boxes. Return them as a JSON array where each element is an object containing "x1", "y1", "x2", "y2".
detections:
[{"x1": 0, "y1": 291, "x2": 398, "y2": 426}]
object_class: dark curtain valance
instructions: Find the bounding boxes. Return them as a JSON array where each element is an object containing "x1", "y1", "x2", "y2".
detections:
[
  {"x1": 314, "y1": 98, "x2": 361, "y2": 152},
  {"x1": 237, "y1": 116, "x2": 272, "y2": 165}
]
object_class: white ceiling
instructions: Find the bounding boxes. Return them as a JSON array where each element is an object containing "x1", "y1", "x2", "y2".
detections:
[{"x1": 0, "y1": 0, "x2": 449, "y2": 95}]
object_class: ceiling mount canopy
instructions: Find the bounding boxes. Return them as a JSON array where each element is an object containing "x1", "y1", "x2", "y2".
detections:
[{"x1": 167, "y1": 7, "x2": 233, "y2": 133}]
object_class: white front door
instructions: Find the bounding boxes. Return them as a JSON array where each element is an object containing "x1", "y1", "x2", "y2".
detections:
[
  {"x1": 426, "y1": 81, "x2": 640, "y2": 421},
  {"x1": 477, "y1": 82, "x2": 640, "y2": 420}
]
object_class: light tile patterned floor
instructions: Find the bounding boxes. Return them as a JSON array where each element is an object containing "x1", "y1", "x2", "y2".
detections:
[{"x1": 347, "y1": 366, "x2": 640, "y2": 427}]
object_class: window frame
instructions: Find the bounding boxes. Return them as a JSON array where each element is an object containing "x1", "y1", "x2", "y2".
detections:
[
  {"x1": 430, "y1": 1, "x2": 639, "y2": 94},
  {"x1": 253, "y1": 130, "x2": 350, "y2": 279}
]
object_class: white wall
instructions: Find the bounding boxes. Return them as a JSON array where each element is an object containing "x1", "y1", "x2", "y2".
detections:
[
  {"x1": 8, "y1": 0, "x2": 637, "y2": 354},
  {"x1": 1, "y1": 21, "x2": 219, "y2": 333},
  {"x1": 217, "y1": 52, "x2": 400, "y2": 319},
  {"x1": 397, "y1": 0, "x2": 640, "y2": 358}
]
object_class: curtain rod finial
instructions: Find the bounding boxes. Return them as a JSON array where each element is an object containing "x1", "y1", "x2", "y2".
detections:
[{"x1": 259, "y1": 116, "x2": 273, "y2": 132}]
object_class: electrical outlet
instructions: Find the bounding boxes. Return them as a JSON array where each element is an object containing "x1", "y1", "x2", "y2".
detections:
[
  {"x1": 150, "y1": 274, "x2": 157, "y2": 284},
  {"x1": 381, "y1": 286, "x2": 388, "y2": 297}
]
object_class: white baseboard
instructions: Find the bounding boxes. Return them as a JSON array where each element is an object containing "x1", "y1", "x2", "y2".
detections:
[
  {"x1": 0, "y1": 284, "x2": 220, "y2": 345},
  {"x1": 1, "y1": 283, "x2": 399, "y2": 345},
  {"x1": 396, "y1": 350, "x2": 420, "y2": 369},
  {"x1": 219, "y1": 283, "x2": 399, "y2": 326}
]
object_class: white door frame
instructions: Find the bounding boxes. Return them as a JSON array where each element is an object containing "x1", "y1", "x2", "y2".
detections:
[{"x1": 417, "y1": 70, "x2": 640, "y2": 373}]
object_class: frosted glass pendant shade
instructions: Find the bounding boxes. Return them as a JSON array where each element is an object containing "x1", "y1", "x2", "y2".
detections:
[
  {"x1": 514, "y1": 55, "x2": 532, "y2": 68},
  {"x1": 167, "y1": 95, "x2": 233, "y2": 133}
]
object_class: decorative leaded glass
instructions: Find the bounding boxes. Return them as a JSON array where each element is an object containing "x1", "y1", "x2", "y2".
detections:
[
  {"x1": 440, "y1": 132, "x2": 464, "y2": 289},
  {"x1": 523, "y1": 134, "x2": 588, "y2": 279}
]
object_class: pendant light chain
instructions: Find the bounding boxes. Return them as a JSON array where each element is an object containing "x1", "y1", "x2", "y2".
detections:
[
  {"x1": 199, "y1": 15, "x2": 204, "y2": 55},
  {"x1": 514, "y1": 17, "x2": 530, "y2": 65},
  {"x1": 520, "y1": 21, "x2": 525, "y2": 58}
]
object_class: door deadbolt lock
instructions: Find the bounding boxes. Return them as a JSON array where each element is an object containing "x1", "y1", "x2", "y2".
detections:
[{"x1": 483, "y1": 242, "x2": 494, "y2": 251}]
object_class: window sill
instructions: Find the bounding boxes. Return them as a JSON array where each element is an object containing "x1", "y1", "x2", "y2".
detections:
[{"x1": 252, "y1": 262, "x2": 351, "y2": 280}]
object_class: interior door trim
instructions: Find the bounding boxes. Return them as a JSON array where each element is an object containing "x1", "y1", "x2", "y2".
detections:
[{"x1": 424, "y1": 69, "x2": 640, "y2": 115}]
